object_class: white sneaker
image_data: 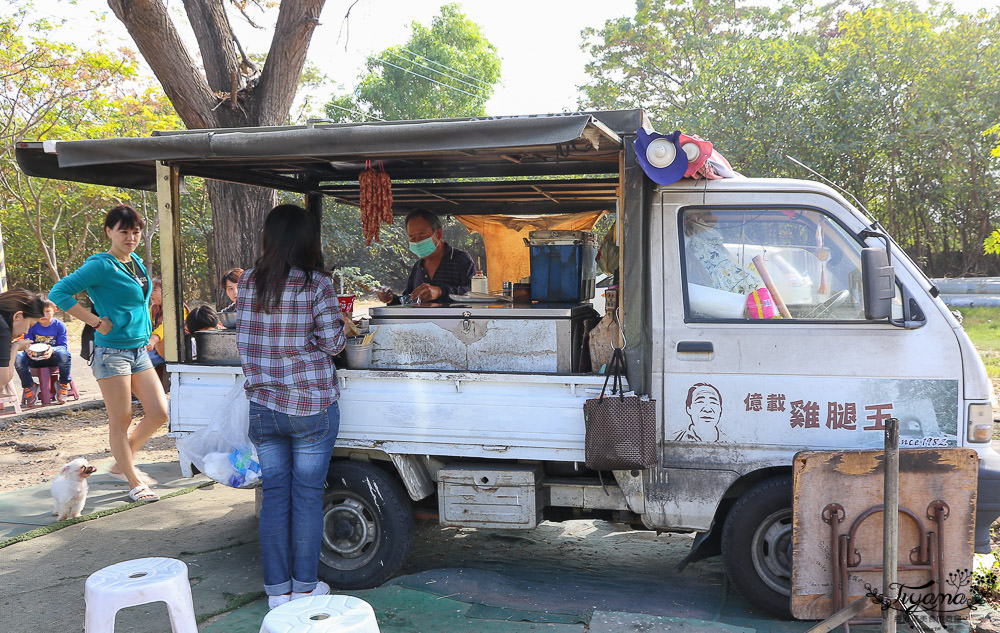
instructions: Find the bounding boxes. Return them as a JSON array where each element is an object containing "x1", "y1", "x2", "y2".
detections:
[
  {"x1": 291, "y1": 581, "x2": 330, "y2": 601},
  {"x1": 268, "y1": 594, "x2": 291, "y2": 610}
]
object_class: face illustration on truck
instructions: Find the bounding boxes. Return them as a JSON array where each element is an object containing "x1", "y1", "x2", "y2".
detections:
[{"x1": 677, "y1": 382, "x2": 723, "y2": 442}]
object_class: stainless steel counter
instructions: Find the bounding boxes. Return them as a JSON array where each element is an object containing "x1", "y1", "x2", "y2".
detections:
[
  {"x1": 370, "y1": 302, "x2": 594, "y2": 320},
  {"x1": 368, "y1": 302, "x2": 598, "y2": 373}
]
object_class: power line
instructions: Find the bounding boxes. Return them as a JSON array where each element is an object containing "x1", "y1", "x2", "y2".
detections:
[
  {"x1": 376, "y1": 58, "x2": 485, "y2": 100},
  {"x1": 325, "y1": 101, "x2": 384, "y2": 122},
  {"x1": 385, "y1": 49, "x2": 486, "y2": 93},
  {"x1": 386, "y1": 49, "x2": 492, "y2": 93},
  {"x1": 398, "y1": 47, "x2": 493, "y2": 90}
]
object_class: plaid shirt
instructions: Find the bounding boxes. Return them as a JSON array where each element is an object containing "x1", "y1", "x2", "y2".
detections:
[
  {"x1": 401, "y1": 243, "x2": 476, "y2": 299},
  {"x1": 236, "y1": 268, "x2": 346, "y2": 416}
]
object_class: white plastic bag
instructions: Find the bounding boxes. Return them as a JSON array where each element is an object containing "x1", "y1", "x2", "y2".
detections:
[{"x1": 176, "y1": 381, "x2": 261, "y2": 488}]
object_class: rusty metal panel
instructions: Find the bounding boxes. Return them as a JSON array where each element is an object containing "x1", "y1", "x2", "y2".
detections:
[
  {"x1": 438, "y1": 464, "x2": 543, "y2": 529},
  {"x1": 791, "y1": 449, "x2": 977, "y2": 621}
]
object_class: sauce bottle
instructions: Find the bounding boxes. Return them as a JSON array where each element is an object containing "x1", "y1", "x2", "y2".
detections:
[{"x1": 471, "y1": 258, "x2": 488, "y2": 294}]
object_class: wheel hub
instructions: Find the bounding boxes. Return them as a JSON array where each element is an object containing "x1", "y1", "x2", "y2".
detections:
[
  {"x1": 323, "y1": 497, "x2": 375, "y2": 559},
  {"x1": 751, "y1": 508, "x2": 793, "y2": 596}
]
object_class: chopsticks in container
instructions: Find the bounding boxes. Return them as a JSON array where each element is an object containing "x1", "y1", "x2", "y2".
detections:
[{"x1": 362, "y1": 326, "x2": 379, "y2": 346}]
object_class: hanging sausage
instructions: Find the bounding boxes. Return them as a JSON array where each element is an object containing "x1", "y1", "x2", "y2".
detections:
[{"x1": 359, "y1": 161, "x2": 393, "y2": 246}]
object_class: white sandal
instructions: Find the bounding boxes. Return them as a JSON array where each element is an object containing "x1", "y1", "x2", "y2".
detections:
[{"x1": 128, "y1": 484, "x2": 159, "y2": 503}]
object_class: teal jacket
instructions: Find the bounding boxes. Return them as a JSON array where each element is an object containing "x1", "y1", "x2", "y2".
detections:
[{"x1": 49, "y1": 253, "x2": 152, "y2": 350}]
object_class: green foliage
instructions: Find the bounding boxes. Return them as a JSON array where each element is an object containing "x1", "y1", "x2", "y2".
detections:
[
  {"x1": 972, "y1": 553, "x2": 1000, "y2": 605},
  {"x1": 986, "y1": 230, "x2": 1000, "y2": 256},
  {"x1": 324, "y1": 4, "x2": 502, "y2": 122},
  {"x1": 0, "y1": 11, "x2": 183, "y2": 291},
  {"x1": 579, "y1": 0, "x2": 1000, "y2": 277}
]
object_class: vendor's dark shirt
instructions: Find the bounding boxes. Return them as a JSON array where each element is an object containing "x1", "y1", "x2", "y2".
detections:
[{"x1": 400, "y1": 243, "x2": 476, "y2": 301}]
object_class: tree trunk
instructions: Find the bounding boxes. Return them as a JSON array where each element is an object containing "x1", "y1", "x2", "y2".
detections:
[{"x1": 207, "y1": 180, "x2": 275, "y2": 290}]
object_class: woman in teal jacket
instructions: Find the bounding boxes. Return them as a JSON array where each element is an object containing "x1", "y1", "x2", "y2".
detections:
[{"x1": 50, "y1": 205, "x2": 167, "y2": 503}]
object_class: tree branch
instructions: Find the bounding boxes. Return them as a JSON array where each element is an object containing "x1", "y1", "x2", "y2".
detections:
[
  {"x1": 182, "y1": 0, "x2": 241, "y2": 93},
  {"x1": 107, "y1": 0, "x2": 219, "y2": 129},
  {"x1": 254, "y1": 0, "x2": 327, "y2": 124}
]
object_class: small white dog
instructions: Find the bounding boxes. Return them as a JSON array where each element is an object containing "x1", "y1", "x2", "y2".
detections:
[{"x1": 51, "y1": 458, "x2": 97, "y2": 520}]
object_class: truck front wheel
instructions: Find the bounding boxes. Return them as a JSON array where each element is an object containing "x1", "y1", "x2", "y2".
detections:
[
  {"x1": 721, "y1": 475, "x2": 793, "y2": 619},
  {"x1": 319, "y1": 460, "x2": 414, "y2": 589}
]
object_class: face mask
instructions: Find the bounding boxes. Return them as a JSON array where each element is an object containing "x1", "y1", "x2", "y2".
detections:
[{"x1": 409, "y1": 236, "x2": 436, "y2": 259}]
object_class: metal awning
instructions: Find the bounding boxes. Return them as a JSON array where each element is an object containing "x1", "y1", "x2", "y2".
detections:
[{"x1": 15, "y1": 111, "x2": 643, "y2": 215}]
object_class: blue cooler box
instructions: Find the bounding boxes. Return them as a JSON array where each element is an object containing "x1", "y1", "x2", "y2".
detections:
[{"x1": 528, "y1": 230, "x2": 598, "y2": 303}]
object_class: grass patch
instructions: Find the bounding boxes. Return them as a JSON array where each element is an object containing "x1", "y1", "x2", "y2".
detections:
[
  {"x1": 959, "y1": 307, "x2": 1000, "y2": 381},
  {"x1": 196, "y1": 590, "x2": 266, "y2": 624}
]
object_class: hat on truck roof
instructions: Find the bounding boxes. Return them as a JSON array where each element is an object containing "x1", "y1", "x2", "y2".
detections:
[{"x1": 634, "y1": 128, "x2": 688, "y2": 186}]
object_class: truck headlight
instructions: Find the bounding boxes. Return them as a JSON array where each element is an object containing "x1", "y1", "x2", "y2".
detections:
[{"x1": 968, "y1": 403, "x2": 994, "y2": 443}]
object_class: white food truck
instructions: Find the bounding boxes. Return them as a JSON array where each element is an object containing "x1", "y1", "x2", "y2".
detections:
[{"x1": 17, "y1": 109, "x2": 1000, "y2": 618}]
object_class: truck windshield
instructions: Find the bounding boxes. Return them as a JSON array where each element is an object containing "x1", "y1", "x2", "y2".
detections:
[{"x1": 680, "y1": 207, "x2": 897, "y2": 321}]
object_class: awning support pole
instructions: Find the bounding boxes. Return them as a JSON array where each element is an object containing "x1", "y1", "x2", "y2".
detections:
[{"x1": 155, "y1": 161, "x2": 183, "y2": 363}]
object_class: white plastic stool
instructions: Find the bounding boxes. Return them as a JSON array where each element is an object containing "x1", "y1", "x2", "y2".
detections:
[
  {"x1": 84, "y1": 557, "x2": 197, "y2": 633},
  {"x1": 259, "y1": 595, "x2": 380, "y2": 633}
]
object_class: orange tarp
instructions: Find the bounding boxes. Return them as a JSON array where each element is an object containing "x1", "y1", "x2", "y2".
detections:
[{"x1": 456, "y1": 212, "x2": 605, "y2": 295}]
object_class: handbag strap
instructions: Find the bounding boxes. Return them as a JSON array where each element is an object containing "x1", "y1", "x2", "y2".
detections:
[{"x1": 599, "y1": 347, "x2": 627, "y2": 399}]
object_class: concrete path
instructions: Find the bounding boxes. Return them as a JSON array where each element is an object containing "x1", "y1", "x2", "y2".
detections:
[{"x1": 0, "y1": 476, "x2": 989, "y2": 633}]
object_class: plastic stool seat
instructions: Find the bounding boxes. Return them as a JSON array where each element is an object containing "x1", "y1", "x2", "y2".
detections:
[
  {"x1": 259, "y1": 595, "x2": 380, "y2": 633},
  {"x1": 32, "y1": 366, "x2": 79, "y2": 405},
  {"x1": 84, "y1": 557, "x2": 197, "y2": 633}
]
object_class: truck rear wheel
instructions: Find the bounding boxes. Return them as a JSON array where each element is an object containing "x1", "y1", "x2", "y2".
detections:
[
  {"x1": 319, "y1": 460, "x2": 414, "y2": 589},
  {"x1": 721, "y1": 475, "x2": 793, "y2": 619}
]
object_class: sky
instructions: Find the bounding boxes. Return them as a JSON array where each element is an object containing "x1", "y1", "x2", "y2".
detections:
[
  {"x1": 18, "y1": 0, "x2": 630, "y2": 118},
  {"x1": 14, "y1": 0, "x2": 1000, "y2": 120}
]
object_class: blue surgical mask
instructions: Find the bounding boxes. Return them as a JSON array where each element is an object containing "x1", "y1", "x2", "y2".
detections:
[{"x1": 409, "y1": 236, "x2": 437, "y2": 259}]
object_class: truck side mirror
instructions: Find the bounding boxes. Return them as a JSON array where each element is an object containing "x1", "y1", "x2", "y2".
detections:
[{"x1": 861, "y1": 247, "x2": 894, "y2": 320}]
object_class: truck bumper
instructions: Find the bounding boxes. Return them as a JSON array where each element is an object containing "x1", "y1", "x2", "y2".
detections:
[{"x1": 976, "y1": 447, "x2": 1000, "y2": 553}]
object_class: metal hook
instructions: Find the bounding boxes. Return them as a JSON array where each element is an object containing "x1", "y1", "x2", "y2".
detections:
[{"x1": 610, "y1": 306, "x2": 627, "y2": 350}]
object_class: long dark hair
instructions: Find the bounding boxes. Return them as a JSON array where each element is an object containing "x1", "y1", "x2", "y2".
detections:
[
  {"x1": 0, "y1": 289, "x2": 45, "y2": 326},
  {"x1": 253, "y1": 204, "x2": 324, "y2": 313}
]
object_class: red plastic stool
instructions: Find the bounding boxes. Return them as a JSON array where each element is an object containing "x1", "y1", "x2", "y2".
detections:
[{"x1": 30, "y1": 366, "x2": 79, "y2": 405}]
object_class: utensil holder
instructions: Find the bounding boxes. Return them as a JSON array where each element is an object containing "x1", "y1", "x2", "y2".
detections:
[{"x1": 345, "y1": 340, "x2": 372, "y2": 369}]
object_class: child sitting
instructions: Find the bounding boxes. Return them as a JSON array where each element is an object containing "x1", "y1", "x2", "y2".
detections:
[{"x1": 16, "y1": 300, "x2": 72, "y2": 404}]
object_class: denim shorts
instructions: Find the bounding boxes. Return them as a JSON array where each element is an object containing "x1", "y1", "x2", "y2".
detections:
[{"x1": 92, "y1": 346, "x2": 154, "y2": 380}]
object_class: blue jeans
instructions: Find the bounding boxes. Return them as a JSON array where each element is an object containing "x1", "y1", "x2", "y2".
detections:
[
  {"x1": 15, "y1": 347, "x2": 72, "y2": 388},
  {"x1": 248, "y1": 400, "x2": 339, "y2": 596}
]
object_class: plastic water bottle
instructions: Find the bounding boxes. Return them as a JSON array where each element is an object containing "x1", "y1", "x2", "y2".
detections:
[{"x1": 229, "y1": 448, "x2": 261, "y2": 477}]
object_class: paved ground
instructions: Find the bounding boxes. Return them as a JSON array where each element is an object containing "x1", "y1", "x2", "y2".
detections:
[
  {"x1": 0, "y1": 475, "x2": 806, "y2": 633},
  {"x1": 1, "y1": 464, "x2": 988, "y2": 633}
]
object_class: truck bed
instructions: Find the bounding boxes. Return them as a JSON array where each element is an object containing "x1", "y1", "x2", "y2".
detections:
[{"x1": 167, "y1": 364, "x2": 612, "y2": 462}]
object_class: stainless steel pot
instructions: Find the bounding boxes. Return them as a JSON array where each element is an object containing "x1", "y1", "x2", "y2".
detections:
[{"x1": 194, "y1": 329, "x2": 240, "y2": 365}]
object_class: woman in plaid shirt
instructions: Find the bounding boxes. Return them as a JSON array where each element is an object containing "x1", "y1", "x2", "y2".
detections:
[{"x1": 236, "y1": 204, "x2": 347, "y2": 610}]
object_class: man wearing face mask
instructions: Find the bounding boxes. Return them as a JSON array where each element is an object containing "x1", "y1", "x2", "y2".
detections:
[{"x1": 376, "y1": 210, "x2": 475, "y2": 305}]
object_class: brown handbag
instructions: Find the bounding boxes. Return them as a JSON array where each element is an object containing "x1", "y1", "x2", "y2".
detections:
[{"x1": 583, "y1": 347, "x2": 657, "y2": 470}]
